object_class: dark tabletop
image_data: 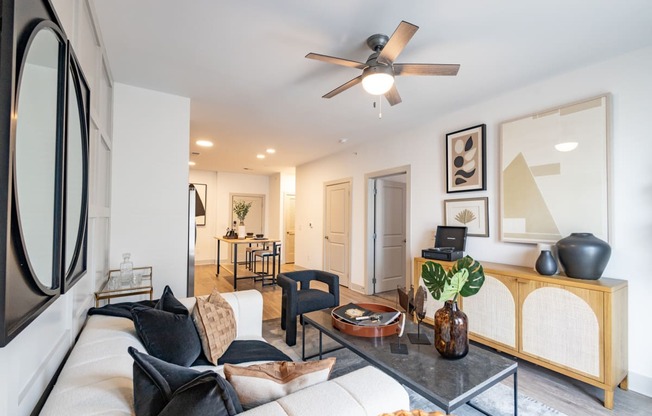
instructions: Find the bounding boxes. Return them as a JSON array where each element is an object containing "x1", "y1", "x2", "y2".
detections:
[{"x1": 303, "y1": 309, "x2": 518, "y2": 412}]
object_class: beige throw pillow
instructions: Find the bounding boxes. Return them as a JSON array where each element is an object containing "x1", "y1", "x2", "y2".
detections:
[
  {"x1": 191, "y1": 289, "x2": 237, "y2": 365},
  {"x1": 223, "y1": 358, "x2": 336, "y2": 409}
]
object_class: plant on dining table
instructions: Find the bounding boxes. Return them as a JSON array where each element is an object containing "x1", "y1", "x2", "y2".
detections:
[{"x1": 233, "y1": 200, "x2": 252, "y2": 224}]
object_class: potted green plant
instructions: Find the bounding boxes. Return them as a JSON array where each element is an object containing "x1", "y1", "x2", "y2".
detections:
[
  {"x1": 233, "y1": 200, "x2": 252, "y2": 239},
  {"x1": 421, "y1": 256, "x2": 485, "y2": 359}
]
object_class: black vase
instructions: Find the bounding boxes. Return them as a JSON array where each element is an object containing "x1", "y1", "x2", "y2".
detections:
[
  {"x1": 434, "y1": 300, "x2": 468, "y2": 359},
  {"x1": 535, "y1": 250, "x2": 558, "y2": 275},
  {"x1": 556, "y1": 233, "x2": 611, "y2": 280}
]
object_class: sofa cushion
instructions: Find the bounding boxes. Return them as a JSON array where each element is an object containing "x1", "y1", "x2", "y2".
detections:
[
  {"x1": 217, "y1": 340, "x2": 292, "y2": 365},
  {"x1": 224, "y1": 358, "x2": 335, "y2": 409},
  {"x1": 129, "y1": 347, "x2": 242, "y2": 416},
  {"x1": 132, "y1": 288, "x2": 201, "y2": 366},
  {"x1": 192, "y1": 289, "x2": 237, "y2": 364}
]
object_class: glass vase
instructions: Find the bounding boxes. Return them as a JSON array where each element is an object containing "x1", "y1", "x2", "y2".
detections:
[{"x1": 434, "y1": 300, "x2": 468, "y2": 359}]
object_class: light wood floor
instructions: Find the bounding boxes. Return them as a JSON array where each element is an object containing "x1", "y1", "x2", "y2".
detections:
[{"x1": 194, "y1": 263, "x2": 652, "y2": 416}]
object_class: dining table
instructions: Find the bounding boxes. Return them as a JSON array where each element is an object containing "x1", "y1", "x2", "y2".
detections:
[{"x1": 214, "y1": 236, "x2": 281, "y2": 290}]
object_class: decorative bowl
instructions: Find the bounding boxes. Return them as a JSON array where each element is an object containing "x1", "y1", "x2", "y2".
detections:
[
  {"x1": 331, "y1": 303, "x2": 400, "y2": 338},
  {"x1": 255, "y1": 233, "x2": 264, "y2": 238}
]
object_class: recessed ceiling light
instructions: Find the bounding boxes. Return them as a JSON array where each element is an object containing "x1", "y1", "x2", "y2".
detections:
[
  {"x1": 196, "y1": 140, "x2": 213, "y2": 147},
  {"x1": 188, "y1": 161, "x2": 196, "y2": 166},
  {"x1": 266, "y1": 148, "x2": 276, "y2": 154},
  {"x1": 339, "y1": 138, "x2": 348, "y2": 144},
  {"x1": 256, "y1": 154, "x2": 265, "y2": 159}
]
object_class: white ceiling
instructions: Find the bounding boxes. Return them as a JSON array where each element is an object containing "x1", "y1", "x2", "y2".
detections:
[{"x1": 92, "y1": 0, "x2": 652, "y2": 175}]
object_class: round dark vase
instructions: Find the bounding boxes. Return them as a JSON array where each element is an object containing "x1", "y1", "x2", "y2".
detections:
[
  {"x1": 535, "y1": 250, "x2": 558, "y2": 275},
  {"x1": 556, "y1": 233, "x2": 611, "y2": 280},
  {"x1": 434, "y1": 300, "x2": 468, "y2": 359}
]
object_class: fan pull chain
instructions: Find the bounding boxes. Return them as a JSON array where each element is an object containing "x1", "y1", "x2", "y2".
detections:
[{"x1": 378, "y1": 96, "x2": 382, "y2": 119}]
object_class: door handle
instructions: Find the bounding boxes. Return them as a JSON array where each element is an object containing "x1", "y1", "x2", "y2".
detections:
[{"x1": 324, "y1": 236, "x2": 329, "y2": 240}]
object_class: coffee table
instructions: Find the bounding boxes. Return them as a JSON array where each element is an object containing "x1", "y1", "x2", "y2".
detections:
[{"x1": 302, "y1": 309, "x2": 518, "y2": 415}]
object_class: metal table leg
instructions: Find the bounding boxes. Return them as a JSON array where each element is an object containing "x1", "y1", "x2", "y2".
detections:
[{"x1": 216, "y1": 239, "x2": 221, "y2": 276}]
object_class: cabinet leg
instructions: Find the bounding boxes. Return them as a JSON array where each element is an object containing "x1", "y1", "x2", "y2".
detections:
[
  {"x1": 619, "y1": 376, "x2": 629, "y2": 391},
  {"x1": 604, "y1": 388, "x2": 614, "y2": 410}
]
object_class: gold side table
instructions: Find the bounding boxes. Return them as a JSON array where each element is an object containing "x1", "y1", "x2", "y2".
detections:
[{"x1": 94, "y1": 266, "x2": 153, "y2": 307}]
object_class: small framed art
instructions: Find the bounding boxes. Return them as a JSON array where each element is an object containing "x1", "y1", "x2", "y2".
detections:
[
  {"x1": 446, "y1": 124, "x2": 486, "y2": 193},
  {"x1": 444, "y1": 197, "x2": 489, "y2": 237}
]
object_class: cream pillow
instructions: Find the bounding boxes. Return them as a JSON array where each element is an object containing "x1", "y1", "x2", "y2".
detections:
[
  {"x1": 191, "y1": 289, "x2": 237, "y2": 364},
  {"x1": 223, "y1": 358, "x2": 336, "y2": 409}
]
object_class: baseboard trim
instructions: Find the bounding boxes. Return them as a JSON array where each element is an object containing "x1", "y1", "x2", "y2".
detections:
[
  {"x1": 349, "y1": 283, "x2": 365, "y2": 293},
  {"x1": 628, "y1": 371, "x2": 652, "y2": 398},
  {"x1": 195, "y1": 259, "x2": 215, "y2": 266}
]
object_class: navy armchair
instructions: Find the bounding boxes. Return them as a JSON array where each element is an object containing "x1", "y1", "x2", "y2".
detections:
[{"x1": 277, "y1": 270, "x2": 340, "y2": 346}]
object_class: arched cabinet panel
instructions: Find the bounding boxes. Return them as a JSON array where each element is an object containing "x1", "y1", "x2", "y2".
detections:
[{"x1": 0, "y1": 0, "x2": 90, "y2": 347}]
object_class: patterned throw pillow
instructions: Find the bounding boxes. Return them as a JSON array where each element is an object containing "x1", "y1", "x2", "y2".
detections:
[
  {"x1": 223, "y1": 358, "x2": 336, "y2": 409},
  {"x1": 192, "y1": 289, "x2": 237, "y2": 364}
]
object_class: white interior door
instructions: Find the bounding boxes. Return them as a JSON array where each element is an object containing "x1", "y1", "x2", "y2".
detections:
[
  {"x1": 373, "y1": 179, "x2": 406, "y2": 293},
  {"x1": 230, "y1": 194, "x2": 264, "y2": 263},
  {"x1": 284, "y1": 194, "x2": 295, "y2": 264},
  {"x1": 324, "y1": 181, "x2": 350, "y2": 287}
]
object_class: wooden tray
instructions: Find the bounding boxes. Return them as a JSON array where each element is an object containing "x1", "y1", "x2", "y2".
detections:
[{"x1": 331, "y1": 303, "x2": 401, "y2": 338}]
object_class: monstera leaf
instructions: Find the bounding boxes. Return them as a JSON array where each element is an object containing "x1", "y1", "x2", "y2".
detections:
[
  {"x1": 421, "y1": 256, "x2": 485, "y2": 302},
  {"x1": 421, "y1": 261, "x2": 449, "y2": 301},
  {"x1": 451, "y1": 256, "x2": 485, "y2": 297}
]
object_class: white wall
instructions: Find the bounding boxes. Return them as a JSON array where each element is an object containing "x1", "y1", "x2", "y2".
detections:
[
  {"x1": 189, "y1": 169, "x2": 218, "y2": 264},
  {"x1": 0, "y1": 1, "x2": 114, "y2": 414},
  {"x1": 110, "y1": 83, "x2": 190, "y2": 296},
  {"x1": 296, "y1": 46, "x2": 652, "y2": 397}
]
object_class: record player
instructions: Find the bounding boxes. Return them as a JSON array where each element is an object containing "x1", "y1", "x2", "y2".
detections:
[{"x1": 422, "y1": 226, "x2": 467, "y2": 261}]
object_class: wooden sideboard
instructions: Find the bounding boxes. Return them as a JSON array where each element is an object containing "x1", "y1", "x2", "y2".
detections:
[{"x1": 413, "y1": 257, "x2": 628, "y2": 409}]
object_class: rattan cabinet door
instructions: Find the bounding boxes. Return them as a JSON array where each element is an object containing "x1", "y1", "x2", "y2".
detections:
[{"x1": 519, "y1": 280, "x2": 604, "y2": 382}]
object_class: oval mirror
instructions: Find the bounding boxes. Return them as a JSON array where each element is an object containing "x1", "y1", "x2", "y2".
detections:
[
  {"x1": 14, "y1": 24, "x2": 65, "y2": 291},
  {"x1": 64, "y1": 69, "x2": 84, "y2": 275}
]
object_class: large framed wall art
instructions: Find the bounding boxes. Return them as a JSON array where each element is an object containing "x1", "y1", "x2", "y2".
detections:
[
  {"x1": 446, "y1": 124, "x2": 486, "y2": 193},
  {"x1": 499, "y1": 95, "x2": 610, "y2": 244}
]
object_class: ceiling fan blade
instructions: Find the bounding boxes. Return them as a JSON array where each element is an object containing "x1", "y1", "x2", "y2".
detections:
[
  {"x1": 393, "y1": 63, "x2": 460, "y2": 76},
  {"x1": 384, "y1": 84, "x2": 402, "y2": 106},
  {"x1": 306, "y1": 53, "x2": 366, "y2": 69},
  {"x1": 377, "y1": 21, "x2": 419, "y2": 64},
  {"x1": 322, "y1": 76, "x2": 363, "y2": 99}
]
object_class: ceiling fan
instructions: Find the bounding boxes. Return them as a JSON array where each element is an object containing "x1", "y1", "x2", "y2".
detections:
[{"x1": 306, "y1": 21, "x2": 460, "y2": 106}]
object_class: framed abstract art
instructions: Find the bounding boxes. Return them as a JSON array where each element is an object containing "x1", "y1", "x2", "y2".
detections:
[
  {"x1": 499, "y1": 95, "x2": 610, "y2": 244},
  {"x1": 446, "y1": 124, "x2": 486, "y2": 193}
]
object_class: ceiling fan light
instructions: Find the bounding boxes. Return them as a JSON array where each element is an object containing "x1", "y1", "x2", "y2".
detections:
[
  {"x1": 362, "y1": 66, "x2": 394, "y2": 95},
  {"x1": 555, "y1": 142, "x2": 579, "y2": 152}
]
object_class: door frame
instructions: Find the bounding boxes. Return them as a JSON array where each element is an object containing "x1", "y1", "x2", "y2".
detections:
[
  {"x1": 283, "y1": 193, "x2": 295, "y2": 264},
  {"x1": 364, "y1": 166, "x2": 411, "y2": 295},
  {"x1": 323, "y1": 178, "x2": 352, "y2": 288}
]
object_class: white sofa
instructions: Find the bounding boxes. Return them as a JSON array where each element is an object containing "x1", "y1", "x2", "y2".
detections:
[{"x1": 40, "y1": 290, "x2": 409, "y2": 415}]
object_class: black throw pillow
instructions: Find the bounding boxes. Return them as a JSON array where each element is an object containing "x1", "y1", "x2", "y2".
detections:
[
  {"x1": 132, "y1": 287, "x2": 201, "y2": 366},
  {"x1": 155, "y1": 286, "x2": 189, "y2": 315},
  {"x1": 128, "y1": 347, "x2": 242, "y2": 416}
]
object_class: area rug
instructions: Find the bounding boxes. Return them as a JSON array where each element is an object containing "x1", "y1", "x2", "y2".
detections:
[{"x1": 262, "y1": 318, "x2": 567, "y2": 416}]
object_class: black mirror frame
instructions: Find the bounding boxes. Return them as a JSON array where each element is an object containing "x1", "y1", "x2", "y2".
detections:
[
  {"x1": 62, "y1": 44, "x2": 90, "y2": 293},
  {"x1": 0, "y1": 0, "x2": 91, "y2": 347}
]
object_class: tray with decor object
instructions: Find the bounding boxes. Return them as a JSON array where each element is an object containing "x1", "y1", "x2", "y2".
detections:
[{"x1": 331, "y1": 303, "x2": 402, "y2": 338}]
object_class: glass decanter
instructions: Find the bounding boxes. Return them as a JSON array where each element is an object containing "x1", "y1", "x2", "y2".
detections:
[{"x1": 119, "y1": 253, "x2": 134, "y2": 285}]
